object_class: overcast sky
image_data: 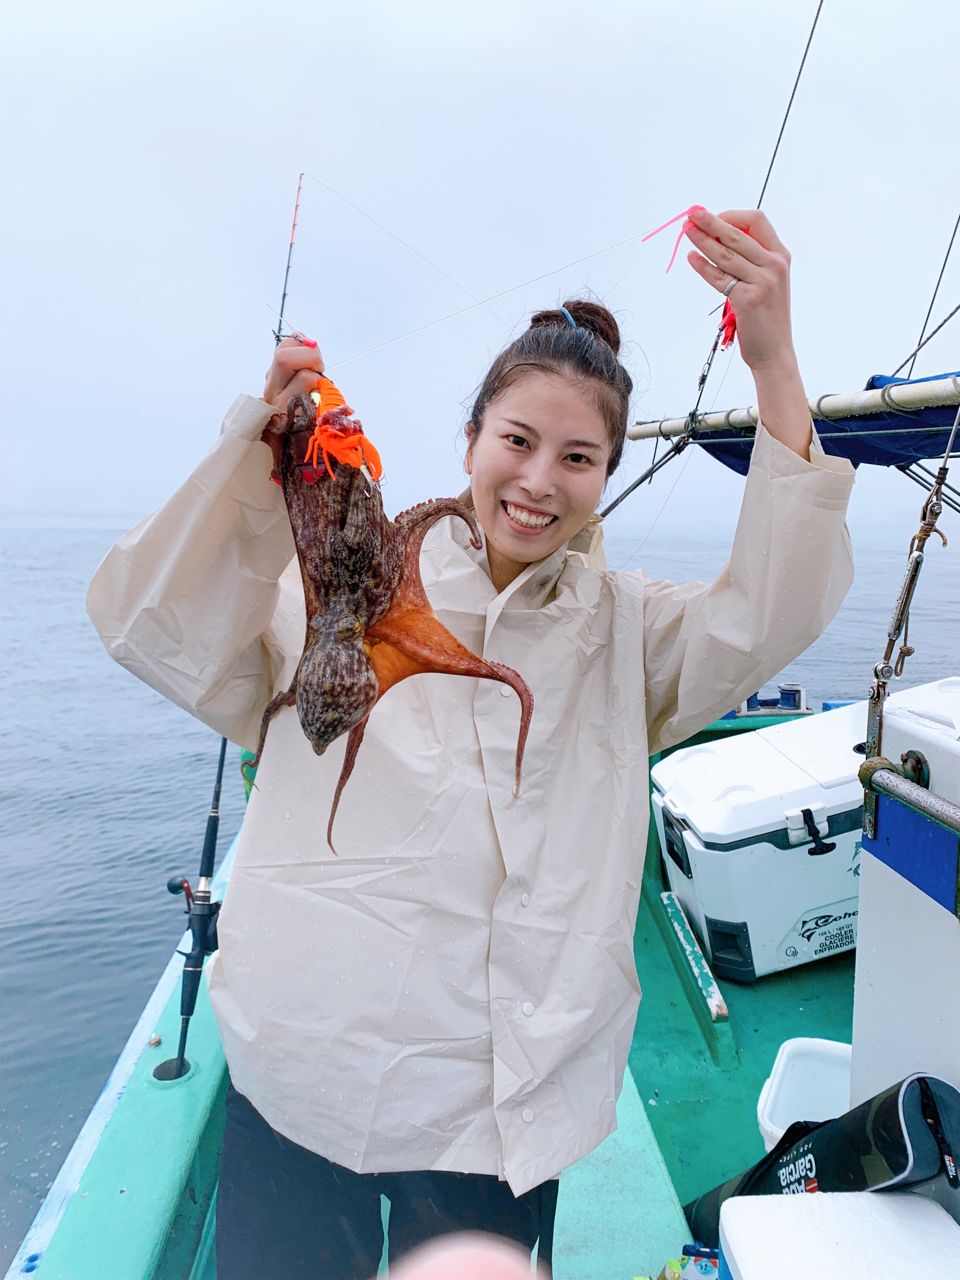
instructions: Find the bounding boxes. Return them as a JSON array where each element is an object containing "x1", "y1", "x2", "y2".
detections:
[{"x1": 3, "y1": 0, "x2": 958, "y2": 547}]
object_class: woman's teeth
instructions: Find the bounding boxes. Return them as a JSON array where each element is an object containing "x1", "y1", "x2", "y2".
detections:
[{"x1": 504, "y1": 502, "x2": 556, "y2": 529}]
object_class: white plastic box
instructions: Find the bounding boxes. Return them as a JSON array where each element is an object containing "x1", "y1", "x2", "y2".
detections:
[
  {"x1": 851, "y1": 675, "x2": 960, "y2": 1105},
  {"x1": 756, "y1": 1037, "x2": 852, "y2": 1152},
  {"x1": 719, "y1": 1191, "x2": 960, "y2": 1279},
  {"x1": 651, "y1": 701, "x2": 867, "y2": 981}
]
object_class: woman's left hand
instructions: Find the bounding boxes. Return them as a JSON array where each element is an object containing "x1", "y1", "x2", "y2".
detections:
[{"x1": 684, "y1": 207, "x2": 797, "y2": 374}]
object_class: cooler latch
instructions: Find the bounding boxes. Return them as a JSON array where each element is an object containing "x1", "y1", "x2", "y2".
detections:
[{"x1": 784, "y1": 804, "x2": 836, "y2": 855}]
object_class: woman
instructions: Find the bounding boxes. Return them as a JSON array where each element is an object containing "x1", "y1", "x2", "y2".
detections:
[{"x1": 87, "y1": 207, "x2": 855, "y2": 1278}]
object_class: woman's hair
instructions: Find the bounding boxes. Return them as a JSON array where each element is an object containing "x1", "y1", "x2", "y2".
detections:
[{"x1": 467, "y1": 299, "x2": 633, "y2": 476}]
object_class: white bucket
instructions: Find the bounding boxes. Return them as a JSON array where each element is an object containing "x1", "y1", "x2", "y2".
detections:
[{"x1": 756, "y1": 1037, "x2": 852, "y2": 1152}]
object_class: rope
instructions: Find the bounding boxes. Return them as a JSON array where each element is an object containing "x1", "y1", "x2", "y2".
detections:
[{"x1": 903, "y1": 210, "x2": 960, "y2": 379}]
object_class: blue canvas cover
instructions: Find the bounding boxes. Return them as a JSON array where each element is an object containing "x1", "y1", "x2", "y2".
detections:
[{"x1": 699, "y1": 371, "x2": 960, "y2": 475}]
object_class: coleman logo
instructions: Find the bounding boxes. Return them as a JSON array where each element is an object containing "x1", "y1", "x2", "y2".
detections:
[{"x1": 798, "y1": 910, "x2": 858, "y2": 942}]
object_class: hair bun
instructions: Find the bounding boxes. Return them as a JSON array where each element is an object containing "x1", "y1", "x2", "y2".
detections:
[{"x1": 529, "y1": 299, "x2": 621, "y2": 356}]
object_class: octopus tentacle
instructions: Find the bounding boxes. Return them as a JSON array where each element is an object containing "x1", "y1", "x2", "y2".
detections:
[
  {"x1": 394, "y1": 497, "x2": 483, "y2": 551},
  {"x1": 364, "y1": 611, "x2": 534, "y2": 795},
  {"x1": 240, "y1": 676, "x2": 299, "y2": 790},
  {"x1": 326, "y1": 715, "x2": 370, "y2": 853}
]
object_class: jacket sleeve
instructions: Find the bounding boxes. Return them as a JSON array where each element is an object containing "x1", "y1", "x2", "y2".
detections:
[
  {"x1": 85, "y1": 395, "x2": 304, "y2": 750},
  {"x1": 641, "y1": 421, "x2": 855, "y2": 756}
]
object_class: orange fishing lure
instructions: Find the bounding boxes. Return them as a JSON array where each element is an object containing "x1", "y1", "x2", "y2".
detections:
[{"x1": 304, "y1": 378, "x2": 384, "y2": 481}]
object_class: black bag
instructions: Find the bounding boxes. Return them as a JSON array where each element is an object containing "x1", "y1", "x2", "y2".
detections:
[{"x1": 683, "y1": 1073, "x2": 960, "y2": 1248}]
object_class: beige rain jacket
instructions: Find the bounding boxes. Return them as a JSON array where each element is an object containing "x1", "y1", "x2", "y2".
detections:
[{"x1": 86, "y1": 394, "x2": 854, "y2": 1195}]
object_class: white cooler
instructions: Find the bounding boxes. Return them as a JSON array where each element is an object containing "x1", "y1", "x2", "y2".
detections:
[
  {"x1": 719, "y1": 1191, "x2": 960, "y2": 1279},
  {"x1": 651, "y1": 702, "x2": 868, "y2": 981}
]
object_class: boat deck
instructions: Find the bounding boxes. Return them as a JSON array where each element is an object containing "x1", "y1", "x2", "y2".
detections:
[
  {"x1": 628, "y1": 715, "x2": 857, "y2": 1211},
  {"x1": 629, "y1": 872, "x2": 855, "y2": 1209}
]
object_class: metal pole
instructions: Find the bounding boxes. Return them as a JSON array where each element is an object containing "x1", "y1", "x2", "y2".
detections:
[
  {"x1": 627, "y1": 376, "x2": 960, "y2": 441},
  {"x1": 859, "y1": 761, "x2": 960, "y2": 838}
]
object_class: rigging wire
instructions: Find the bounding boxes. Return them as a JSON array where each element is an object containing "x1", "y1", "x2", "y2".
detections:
[
  {"x1": 902, "y1": 210, "x2": 960, "y2": 379},
  {"x1": 603, "y1": 348, "x2": 737, "y2": 554},
  {"x1": 755, "y1": 0, "x2": 825, "y2": 209},
  {"x1": 891, "y1": 300, "x2": 960, "y2": 378}
]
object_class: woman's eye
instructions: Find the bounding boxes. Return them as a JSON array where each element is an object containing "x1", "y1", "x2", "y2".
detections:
[
  {"x1": 567, "y1": 453, "x2": 591, "y2": 465},
  {"x1": 506, "y1": 434, "x2": 529, "y2": 449}
]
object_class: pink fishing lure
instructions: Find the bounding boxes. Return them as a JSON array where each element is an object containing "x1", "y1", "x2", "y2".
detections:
[{"x1": 643, "y1": 204, "x2": 738, "y2": 350}]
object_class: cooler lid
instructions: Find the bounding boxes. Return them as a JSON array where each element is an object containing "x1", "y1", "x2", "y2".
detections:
[
  {"x1": 883, "y1": 675, "x2": 960, "y2": 737},
  {"x1": 651, "y1": 702, "x2": 866, "y2": 844},
  {"x1": 761, "y1": 701, "x2": 868, "y2": 788}
]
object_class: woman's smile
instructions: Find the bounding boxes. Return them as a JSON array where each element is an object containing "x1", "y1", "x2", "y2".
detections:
[{"x1": 500, "y1": 500, "x2": 559, "y2": 533}]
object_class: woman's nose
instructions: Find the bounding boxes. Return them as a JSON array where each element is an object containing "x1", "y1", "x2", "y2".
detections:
[{"x1": 519, "y1": 460, "x2": 556, "y2": 500}]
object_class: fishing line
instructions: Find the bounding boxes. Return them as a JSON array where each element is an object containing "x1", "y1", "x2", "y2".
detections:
[
  {"x1": 302, "y1": 170, "x2": 509, "y2": 327},
  {"x1": 602, "y1": 0, "x2": 827, "y2": 520},
  {"x1": 323, "y1": 229, "x2": 657, "y2": 371}
]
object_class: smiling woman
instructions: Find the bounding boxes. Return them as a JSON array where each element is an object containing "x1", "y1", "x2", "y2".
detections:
[
  {"x1": 85, "y1": 216, "x2": 856, "y2": 1279},
  {"x1": 464, "y1": 300, "x2": 632, "y2": 591}
]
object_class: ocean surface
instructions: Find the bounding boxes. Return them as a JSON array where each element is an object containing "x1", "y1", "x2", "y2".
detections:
[{"x1": 1, "y1": 515, "x2": 958, "y2": 1265}]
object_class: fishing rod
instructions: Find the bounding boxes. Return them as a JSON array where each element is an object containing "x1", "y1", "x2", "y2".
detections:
[
  {"x1": 156, "y1": 737, "x2": 227, "y2": 1081},
  {"x1": 156, "y1": 175, "x2": 306, "y2": 1081},
  {"x1": 274, "y1": 171, "x2": 304, "y2": 347}
]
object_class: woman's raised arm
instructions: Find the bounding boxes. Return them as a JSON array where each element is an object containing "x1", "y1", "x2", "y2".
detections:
[{"x1": 85, "y1": 337, "x2": 326, "y2": 748}]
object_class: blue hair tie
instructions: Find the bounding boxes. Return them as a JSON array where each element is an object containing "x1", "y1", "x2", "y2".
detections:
[{"x1": 559, "y1": 306, "x2": 577, "y2": 329}]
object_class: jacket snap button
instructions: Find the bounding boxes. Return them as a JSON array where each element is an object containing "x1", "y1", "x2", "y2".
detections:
[
  {"x1": 522, "y1": 1001, "x2": 534, "y2": 1016},
  {"x1": 499, "y1": 685, "x2": 512, "y2": 697},
  {"x1": 521, "y1": 1108, "x2": 534, "y2": 1123},
  {"x1": 520, "y1": 893, "x2": 530, "y2": 907}
]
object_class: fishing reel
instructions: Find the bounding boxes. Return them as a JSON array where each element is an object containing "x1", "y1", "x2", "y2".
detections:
[{"x1": 167, "y1": 874, "x2": 221, "y2": 956}]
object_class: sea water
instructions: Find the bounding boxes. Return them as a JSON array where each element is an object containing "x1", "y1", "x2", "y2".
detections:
[{"x1": 1, "y1": 517, "x2": 957, "y2": 1265}]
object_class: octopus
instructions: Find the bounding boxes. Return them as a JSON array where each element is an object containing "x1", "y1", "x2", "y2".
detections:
[{"x1": 242, "y1": 389, "x2": 534, "y2": 850}]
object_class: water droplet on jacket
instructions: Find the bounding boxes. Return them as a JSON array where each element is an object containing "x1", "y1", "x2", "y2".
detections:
[{"x1": 283, "y1": 809, "x2": 292, "y2": 820}]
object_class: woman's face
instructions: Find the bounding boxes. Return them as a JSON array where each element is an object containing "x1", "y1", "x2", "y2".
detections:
[{"x1": 465, "y1": 369, "x2": 611, "y2": 592}]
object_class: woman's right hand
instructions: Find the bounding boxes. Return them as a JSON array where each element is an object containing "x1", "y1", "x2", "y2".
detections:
[{"x1": 262, "y1": 335, "x2": 326, "y2": 412}]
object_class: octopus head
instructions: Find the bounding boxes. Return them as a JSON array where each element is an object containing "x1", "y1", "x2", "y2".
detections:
[{"x1": 296, "y1": 636, "x2": 379, "y2": 755}]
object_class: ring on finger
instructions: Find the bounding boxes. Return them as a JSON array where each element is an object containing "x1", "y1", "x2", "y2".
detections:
[{"x1": 722, "y1": 277, "x2": 738, "y2": 298}]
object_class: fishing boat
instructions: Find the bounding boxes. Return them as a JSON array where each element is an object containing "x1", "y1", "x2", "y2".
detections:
[{"x1": 6, "y1": 363, "x2": 959, "y2": 1278}]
